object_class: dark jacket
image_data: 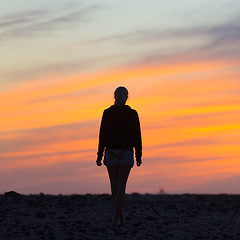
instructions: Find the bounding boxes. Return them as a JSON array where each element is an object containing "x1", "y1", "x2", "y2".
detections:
[{"x1": 97, "y1": 105, "x2": 142, "y2": 161}]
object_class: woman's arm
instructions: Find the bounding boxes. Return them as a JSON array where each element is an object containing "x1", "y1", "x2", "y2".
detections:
[
  {"x1": 134, "y1": 111, "x2": 142, "y2": 163},
  {"x1": 97, "y1": 110, "x2": 107, "y2": 161}
]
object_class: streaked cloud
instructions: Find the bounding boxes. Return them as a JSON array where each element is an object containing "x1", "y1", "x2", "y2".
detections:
[
  {"x1": 0, "y1": 120, "x2": 98, "y2": 153},
  {"x1": 81, "y1": 14, "x2": 240, "y2": 46},
  {"x1": 57, "y1": 14, "x2": 240, "y2": 77},
  {"x1": 0, "y1": 3, "x2": 102, "y2": 41}
]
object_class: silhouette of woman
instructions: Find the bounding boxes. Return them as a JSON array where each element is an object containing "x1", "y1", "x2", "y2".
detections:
[{"x1": 96, "y1": 86, "x2": 142, "y2": 226}]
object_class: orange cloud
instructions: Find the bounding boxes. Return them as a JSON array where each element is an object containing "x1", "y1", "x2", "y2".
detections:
[{"x1": 1, "y1": 56, "x2": 240, "y2": 193}]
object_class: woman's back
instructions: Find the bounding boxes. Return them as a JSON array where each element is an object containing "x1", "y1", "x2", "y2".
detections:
[
  {"x1": 98, "y1": 104, "x2": 142, "y2": 159},
  {"x1": 103, "y1": 105, "x2": 137, "y2": 147}
]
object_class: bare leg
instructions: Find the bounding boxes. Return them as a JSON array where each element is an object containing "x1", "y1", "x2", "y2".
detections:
[
  {"x1": 107, "y1": 166, "x2": 119, "y2": 203},
  {"x1": 114, "y1": 166, "x2": 131, "y2": 225}
]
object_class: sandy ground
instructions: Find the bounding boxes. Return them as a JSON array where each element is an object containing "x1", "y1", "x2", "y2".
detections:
[{"x1": 1, "y1": 193, "x2": 240, "y2": 240}]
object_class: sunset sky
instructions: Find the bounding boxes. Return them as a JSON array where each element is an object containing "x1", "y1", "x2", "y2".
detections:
[{"x1": 1, "y1": 0, "x2": 240, "y2": 194}]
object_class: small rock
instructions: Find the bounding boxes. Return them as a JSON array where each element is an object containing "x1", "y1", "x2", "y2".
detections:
[{"x1": 4, "y1": 191, "x2": 22, "y2": 200}]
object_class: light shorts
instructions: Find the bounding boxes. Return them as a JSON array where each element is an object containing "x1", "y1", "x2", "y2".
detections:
[{"x1": 103, "y1": 149, "x2": 134, "y2": 168}]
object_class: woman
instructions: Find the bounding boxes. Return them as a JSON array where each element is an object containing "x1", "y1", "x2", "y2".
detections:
[{"x1": 96, "y1": 86, "x2": 142, "y2": 226}]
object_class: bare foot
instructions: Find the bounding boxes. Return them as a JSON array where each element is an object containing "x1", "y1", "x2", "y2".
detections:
[
  {"x1": 119, "y1": 222, "x2": 125, "y2": 226},
  {"x1": 119, "y1": 211, "x2": 125, "y2": 226}
]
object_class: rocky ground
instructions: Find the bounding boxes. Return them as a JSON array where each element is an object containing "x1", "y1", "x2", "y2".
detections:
[{"x1": 0, "y1": 192, "x2": 240, "y2": 239}]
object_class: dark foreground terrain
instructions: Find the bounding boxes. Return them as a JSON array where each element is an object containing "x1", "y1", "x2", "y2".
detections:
[{"x1": 0, "y1": 193, "x2": 240, "y2": 240}]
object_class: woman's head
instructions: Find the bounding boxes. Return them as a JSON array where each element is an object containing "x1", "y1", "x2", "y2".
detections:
[{"x1": 114, "y1": 86, "x2": 128, "y2": 106}]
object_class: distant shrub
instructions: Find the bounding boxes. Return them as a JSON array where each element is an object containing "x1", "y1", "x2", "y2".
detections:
[
  {"x1": 158, "y1": 188, "x2": 166, "y2": 195},
  {"x1": 130, "y1": 192, "x2": 141, "y2": 196}
]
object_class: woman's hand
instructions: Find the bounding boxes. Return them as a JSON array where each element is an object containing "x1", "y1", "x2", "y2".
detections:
[
  {"x1": 136, "y1": 159, "x2": 142, "y2": 167},
  {"x1": 96, "y1": 159, "x2": 102, "y2": 166}
]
